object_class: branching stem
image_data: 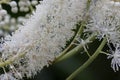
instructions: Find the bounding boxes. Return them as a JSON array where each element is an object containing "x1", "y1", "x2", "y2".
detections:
[
  {"x1": 66, "y1": 37, "x2": 107, "y2": 80},
  {"x1": 54, "y1": 33, "x2": 96, "y2": 63},
  {"x1": 56, "y1": 0, "x2": 92, "y2": 60}
]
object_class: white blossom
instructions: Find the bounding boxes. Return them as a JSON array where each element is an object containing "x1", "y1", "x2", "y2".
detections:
[
  {"x1": 85, "y1": 0, "x2": 120, "y2": 71},
  {"x1": 86, "y1": 0, "x2": 120, "y2": 44},
  {"x1": 108, "y1": 44, "x2": 120, "y2": 71},
  {"x1": 0, "y1": 73, "x2": 16, "y2": 80},
  {"x1": 1, "y1": 0, "x2": 88, "y2": 79}
]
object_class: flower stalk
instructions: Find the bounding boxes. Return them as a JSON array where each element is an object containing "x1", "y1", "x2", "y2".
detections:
[
  {"x1": 54, "y1": 33, "x2": 96, "y2": 63},
  {"x1": 55, "y1": 0, "x2": 92, "y2": 61},
  {"x1": 66, "y1": 37, "x2": 107, "y2": 80}
]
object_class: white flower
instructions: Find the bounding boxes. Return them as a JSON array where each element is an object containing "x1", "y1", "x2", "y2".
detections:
[
  {"x1": 86, "y1": 0, "x2": 120, "y2": 44},
  {"x1": 0, "y1": 0, "x2": 88, "y2": 79},
  {"x1": 86, "y1": 0, "x2": 120, "y2": 71},
  {"x1": 108, "y1": 44, "x2": 120, "y2": 71},
  {"x1": 0, "y1": 73, "x2": 16, "y2": 80}
]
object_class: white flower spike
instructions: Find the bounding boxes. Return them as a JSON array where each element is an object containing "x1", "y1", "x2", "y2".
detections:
[{"x1": 0, "y1": 0, "x2": 88, "y2": 79}]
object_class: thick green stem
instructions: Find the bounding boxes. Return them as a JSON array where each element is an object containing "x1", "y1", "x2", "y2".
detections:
[
  {"x1": 55, "y1": 23, "x2": 85, "y2": 62},
  {"x1": 66, "y1": 37, "x2": 107, "y2": 80},
  {"x1": 54, "y1": 34, "x2": 96, "y2": 63}
]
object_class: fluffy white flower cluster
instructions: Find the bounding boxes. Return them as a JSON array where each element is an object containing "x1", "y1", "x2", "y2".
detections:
[
  {"x1": 0, "y1": 0, "x2": 87, "y2": 79},
  {"x1": 0, "y1": 0, "x2": 39, "y2": 37},
  {"x1": 86, "y1": 0, "x2": 120, "y2": 71},
  {"x1": 1, "y1": 0, "x2": 39, "y2": 13}
]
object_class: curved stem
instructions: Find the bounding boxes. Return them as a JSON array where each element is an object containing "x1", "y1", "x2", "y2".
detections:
[
  {"x1": 56, "y1": 23, "x2": 85, "y2": 61},
  {"x1": 54, "y1": 33, "x2": 96, "y2": 63},
  {"x1": 100, "y1": 51, "x2": 109, "y2": 55},
  {"x1": 56, "y1": 0, "x2": 92, "y2": 61},
  {"x1": 66, "y1": 37, "x2": 107, "y2": 80}
]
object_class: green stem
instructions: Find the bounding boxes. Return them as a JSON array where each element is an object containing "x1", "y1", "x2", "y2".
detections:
[
  {"x1": 0, "y1": 43, "x2": 34, "y2": 67},
  {"x1": 54, "y1": 34, "x2": 96, "y2": 63},
  {"x1": 66, "y1": 37, "x2": 107, "y2": 80},
  {"x1": 55, "y1": 22, "x2": 85, "y2": 62},
  {"x1": 100, "y1": 51, "x2": 109, "y2": 55},
  {"x1": 0, "y1": 52, "x2": 26, "y2": 67},
  {"x1": 56, "y1": 0, "x2": 92, "y2": 61},
  {"x1": 29, "y1": 5, "x2": 34, "y2": 13}
]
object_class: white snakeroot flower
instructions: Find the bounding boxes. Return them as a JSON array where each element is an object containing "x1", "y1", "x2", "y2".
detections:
[
  {"x1": 0, "y1": 9, "x2": 7, "y2": 16},
  {"x1": 0, "y1": 73, "x2": 16, "y2": 80},
  {"x1": 1, "y1": 0, "x2": 88, "y2": 79},
  {"x1": 108, "y1": 45, "x2": 120, "y2": 71},
  {"x1": 9, "y1": 1, "x2": 17, "y2": 7},
  {"x1": 86, "y1": 0, "x2": 120, "y2": 44},
  {"x1": 11, "y1": 7, "x2": 18, "y2": 13},
  {"x1": 31, "y1": 0, "x2": 38, "y2": 6},
  {"x1": 74, "y1": 38, "x2": 90, "y2": 50},
  {"x1": 86, "y1": 0, "x2": 120, "y2": 71}
]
